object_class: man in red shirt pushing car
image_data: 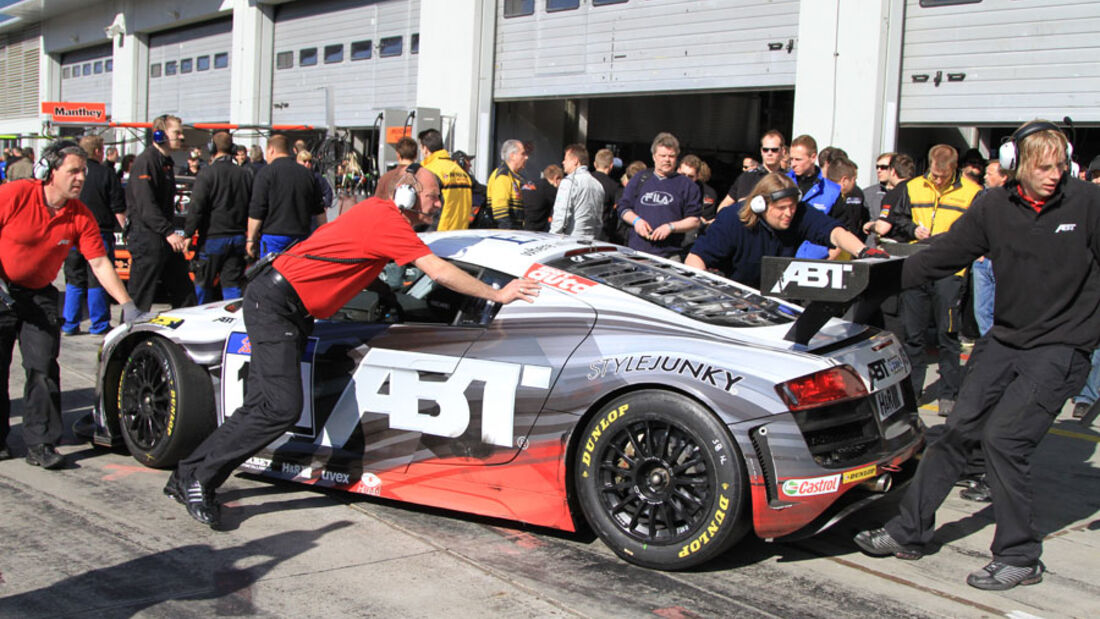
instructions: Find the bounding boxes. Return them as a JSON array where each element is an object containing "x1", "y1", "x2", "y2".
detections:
[
  {"x1": 166, "y1": 164, "x2": 541, "y2": 528},
  {"x1": 0, "y1": 140, "x2": 147, "y2": 467}
]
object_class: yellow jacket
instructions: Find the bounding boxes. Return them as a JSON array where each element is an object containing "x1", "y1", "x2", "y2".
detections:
[
  {"x1": 883, "y1": 174, "x2": 981, "y2": 239},
  {"x1": 421, "y1": 150, "x2": 473, "y2": 231}
]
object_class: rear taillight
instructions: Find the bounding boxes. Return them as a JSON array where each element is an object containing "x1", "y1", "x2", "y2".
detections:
[{"x1": 776, "y1": 365, "x2": 868, "y2": 411}]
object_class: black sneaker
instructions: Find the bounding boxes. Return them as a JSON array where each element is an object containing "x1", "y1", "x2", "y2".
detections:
[
  {"x1": 959, "y1": 476, "x2": 992, "y2": 503},
  {"x1": 0, "y1": 446, "x2": 12, "y2": 461},
  {"x1": 25, "y1": 444, "x2": 64, "y2": 469},
  {"x1": 163, "y1": 470, "x2": 185, "y2": 504},
  {"x1": 1072, "y1": 402, "x2": 1090, "y2": 419},
  {"x1": 853, "y1": 528, "x2": 924, "y2": 560},
  {"x1": 967, "y1": 560, "x2": 1044, "y2": 590},
  {"x1": 61, "y1": 327, "x2": 81, "y2": 337},
  {"x1": 181, "y1": 475, "x2": 220, "y2": 528}
]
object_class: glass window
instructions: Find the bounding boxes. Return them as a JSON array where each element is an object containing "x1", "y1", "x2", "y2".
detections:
[
  {"x1": 379, "y1": 36, "x2": 402, "y2": 58},
  {"x1": 165, "y1": 61, "x2": 177, "y2": 76},
  {"x1": 94, "y1": 60, "x2": 103, "y2": 74},
  {"x1": 62, "y1": 66, "x2": 71, "y2": 79},
  {"x1": 214, "y1": 52, "x2": 229, "y2": 69},
  {"x1": 411, "y1": 33, "x2": 419, "y2": 55},
  {"x1": 324, "y1": 44, "x2": 343, "y2": 64},
  {"x1": 82, "y1": 63, "x2": 91, "y2": 76},
  {"x1": 503, "y1": 0, "x2": 534, "y2": 17},
  {"x1": 105, "y1": 59, "x2": 113, "y2": 72},
  {"x1": 593, "y1": 0, "x2": 628, "y2": 5},
  {"x1": 276, "y1": 51, "x2": 293, "y2": 70},
  {"x1": 299, "y1": 47, "x2": 318, "y2": 67},
  {"x1": 150, "y1": 63, "x2": 162, "y2": 78},
  {"x1": 547, "y1": 0, "x2": 579, "y2": 11},
  {"x1": 196, "y1": 55, "x2": 210, "y2": 71},
  {"x1": 351, "y1": 40, "x2": 372, "y2": 61},
  {"x1": 180, "y1": 58, "x2": 193, "y2": 73}
]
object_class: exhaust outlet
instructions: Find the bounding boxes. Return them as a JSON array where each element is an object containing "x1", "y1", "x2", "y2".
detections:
[{"x1": 861, "y1": 473, "x2": 893, "y2": 493}]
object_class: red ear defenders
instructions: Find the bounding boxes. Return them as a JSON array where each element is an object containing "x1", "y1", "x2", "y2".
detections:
[{"x1": 750, "y1": 185, "x2": 802, "y2": 214}]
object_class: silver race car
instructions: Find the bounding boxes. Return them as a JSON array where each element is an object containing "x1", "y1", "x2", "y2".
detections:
[{"x1": 89, "y1": 231, "x2": 922, "y2": 570}]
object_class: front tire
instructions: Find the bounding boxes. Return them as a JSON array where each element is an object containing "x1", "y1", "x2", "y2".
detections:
[
  {"x1": 574, "y1": 390, "x2": 749, "y2": 570},
  {"x1": 117, "y1": 337, "x2": 215, "y2": 468}
]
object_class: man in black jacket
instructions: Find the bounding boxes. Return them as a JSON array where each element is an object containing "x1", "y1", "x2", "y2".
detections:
[
  {"x1": 855, "y1": 121, "x2": 1100, "y2": 591},
  {"x1": 126, "y1": 114, "x2": 195, "y2": 312},
  {"x1": 184, "y1": 132, "x2": 251, "y2": 303},
  {"x1": 246, "y1": 135, "x2": 324, "y2": 259},
  {"x1": 60, "y1": 135, "x2": 126, "y2": 335}
]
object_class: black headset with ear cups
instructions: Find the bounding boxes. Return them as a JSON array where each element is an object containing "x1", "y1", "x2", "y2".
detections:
[
  {"x1": 33, "y1": 140, "x2": 82, "y2": 181},
  {"x1": 393, "y1": 162, "x2": 421, "y2": 210},
  {"x1": 998, "y1": 121, "x2": 1072, "y2": 171},
  {"x1": 750, "y1": 185, "x2": 802, "y2": 214}
]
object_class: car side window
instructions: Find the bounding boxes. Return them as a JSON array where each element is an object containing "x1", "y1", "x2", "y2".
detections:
[{"x1": 330, "y1": 260, "x2": 512, "y2": 327}]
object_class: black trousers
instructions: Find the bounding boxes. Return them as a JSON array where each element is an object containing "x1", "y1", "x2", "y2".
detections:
[
  {"x1": 176, "y1": 268, "x2": 313, "y2": 489},
  {"x1": 0, "y1": 285, "x2": 62, "y2": 448},
  {"x1": 127, "y1": 231, "x2": 196, "y2": 312},
  {"x1": 901, "y1": 275, "x2": 963, "y2": 400},
  {"x1": 885, "y1": 338, "x2": 1090, "y2": 566}
]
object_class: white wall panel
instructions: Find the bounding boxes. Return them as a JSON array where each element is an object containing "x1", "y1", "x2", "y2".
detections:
[
  {"x1": 60, "y1": 44, "x2": 113, "y2": 116},
  {"x1": 494, "y1": 0, "x2": 800, "y2": 100},
  {"x1": 272, "y1": 0, "x2": 420, "y2": 127},
  {"x1": 900, "y1": 0, "x2": 1100, "y2": 124},
  {"x1": 147, "y1": 18, "x2": 233, "y2": 122}
]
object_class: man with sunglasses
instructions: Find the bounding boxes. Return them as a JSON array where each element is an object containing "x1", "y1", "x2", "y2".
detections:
[
  {"x1": 863, "y1": 152, "x2": 897, "y2": 224},
  {"x1": 717, "y1": 130, "x2": 787, "y2": 210}
]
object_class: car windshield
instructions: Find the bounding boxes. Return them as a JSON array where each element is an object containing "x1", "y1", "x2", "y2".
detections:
[{"x1": 545, "y1": 251, "x2": 796, "y2": 328}]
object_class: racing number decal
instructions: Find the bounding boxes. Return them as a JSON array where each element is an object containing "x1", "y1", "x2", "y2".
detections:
[
  {"x1": 322, "y1": 348, "x2": 553, "y2": 448},
  {"x1": 221, "y1": 332, "x2": 318, "y2": 436}
]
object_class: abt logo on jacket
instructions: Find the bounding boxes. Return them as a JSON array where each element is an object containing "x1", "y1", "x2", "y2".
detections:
[{"x1": 1055, "y1": 223, "x2": 1076, "y2": 233}]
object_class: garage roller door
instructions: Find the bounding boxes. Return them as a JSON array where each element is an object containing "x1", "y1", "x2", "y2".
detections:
[
  {"x1": 272, "y1": 0, "x2": 420, "y2": 127},
  {"x1": 147, "y1": 18, "x2": 233, "y2": 122},
  {"x1": 61, "y1": 44, "x2": 113, "y2": 117}
]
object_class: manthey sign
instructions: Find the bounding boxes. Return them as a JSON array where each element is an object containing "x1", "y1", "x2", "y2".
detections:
[{"x1": 40, "y1": 101, "x2": 107, "y2": 124}]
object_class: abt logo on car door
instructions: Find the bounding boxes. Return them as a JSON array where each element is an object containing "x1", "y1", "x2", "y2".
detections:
[{"x1": 321, "y1": 348, "x2": 552, "y2": 448}]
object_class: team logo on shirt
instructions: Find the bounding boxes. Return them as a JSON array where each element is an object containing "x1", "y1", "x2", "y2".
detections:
[{"x1": 640, "y1": 191, "x2": 674, "y2": 207}]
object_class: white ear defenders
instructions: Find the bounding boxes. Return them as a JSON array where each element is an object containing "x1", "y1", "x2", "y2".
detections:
[
  {"x1": 998, "y1": 121, "x2": 1072, "y2": 171},
  {"x1": 750, "y1": 185, "x2": 802, "y2": 214},
  {"x1": 393, "y1": 162, "x2": 421, "y2": 211},
  {"x1": 394, "y1": 183, "x2": 417, "y2": 210},
  {"x1": 33, "y1": 140, "x2": 81, "y2": 181}
]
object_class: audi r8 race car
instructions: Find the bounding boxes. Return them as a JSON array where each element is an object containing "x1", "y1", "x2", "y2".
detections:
[{"x1": 88, "y1": 230, "x2": 923, "y2": 570}]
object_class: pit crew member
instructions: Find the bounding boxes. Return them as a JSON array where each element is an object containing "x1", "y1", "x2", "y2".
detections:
[
  {"x1": 167, "y1": 167, "x2": 540, "y2": 527},
  {"x1": 0, "y1": 141, "x2": 146, "y2": 467},
  {"x1": 855, "y1": 121, "x2": 1100, "y2": 590},
  {"x1": 685, "y1": 173, "x2": 885, "y2": 289}
]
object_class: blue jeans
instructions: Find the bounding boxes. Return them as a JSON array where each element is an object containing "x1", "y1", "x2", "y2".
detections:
[
  {"x1": 259, "y1": 234, "x2": 306, "y2": 258},
  {"x1": 193, "y1": 235, "x2": 247, "y2": 304},
  {"x1": 1074, "y1": 348, "x2": 1100, "y2": 405},
  {"x1": 971, "y1": 257, "x2": 995, "y2": 337},
  {"x1": 62, "y1": 232, "x2": 115, "y2": 334}
]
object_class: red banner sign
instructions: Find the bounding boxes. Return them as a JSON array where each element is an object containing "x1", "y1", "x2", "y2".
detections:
[{"x1": 41, "y1": 101, "x2": 108, "y2": 124}]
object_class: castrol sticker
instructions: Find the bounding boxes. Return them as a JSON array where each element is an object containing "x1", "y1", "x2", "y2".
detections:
[
  {"x1": 781, "y1": 474, "x2": 841, "y2": 498},
  {"x1": 524, "y1": 263, "x2": 596, "y2": 294}
]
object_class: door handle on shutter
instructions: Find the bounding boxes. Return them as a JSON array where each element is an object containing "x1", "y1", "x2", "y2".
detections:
[{"x1": 947, "y1": 72, "x2": 966, "y2": 82}]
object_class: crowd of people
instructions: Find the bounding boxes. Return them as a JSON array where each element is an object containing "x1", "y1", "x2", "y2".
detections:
[{"x1": 0, "y1": 115, "x2": 1097, "y2": 589}]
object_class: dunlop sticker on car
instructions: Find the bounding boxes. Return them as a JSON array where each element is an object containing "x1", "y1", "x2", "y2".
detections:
[{"x1": 842, "y1": 464, "x2": 877, "y2": 484}]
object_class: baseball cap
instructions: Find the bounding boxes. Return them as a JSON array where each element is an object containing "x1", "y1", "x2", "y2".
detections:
[
  {"x1": 452, "y1": 150, "x2": 474, "y2": 167},
  {"x1": 1088, "y1": 155, "x2": 1100, "y2": 175}
]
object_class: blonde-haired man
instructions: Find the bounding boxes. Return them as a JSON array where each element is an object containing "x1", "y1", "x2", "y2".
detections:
[{"x1": 856, "y1": 121, "x2": 1100, "y2": 591}]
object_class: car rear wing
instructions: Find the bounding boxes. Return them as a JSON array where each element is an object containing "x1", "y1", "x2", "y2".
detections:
[{"x1": 760, "y1": 246, "x2": 920, "y2": 345}]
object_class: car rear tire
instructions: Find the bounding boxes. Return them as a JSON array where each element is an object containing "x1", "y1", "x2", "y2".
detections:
[
  {"x1": 117, "y1": 337, "x2": 215, "y2": 468},
  {"x1": 574, "y1": 390, "x2": 749, "y2": 570}
]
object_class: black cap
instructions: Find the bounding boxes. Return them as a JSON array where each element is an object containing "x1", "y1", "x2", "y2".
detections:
[
  {"x1": 452, "y1": 150, "x2": 474, "y2": 167},
  {"x1": 1089, "y1": 155, "x2": 1100, "y2": 174}
]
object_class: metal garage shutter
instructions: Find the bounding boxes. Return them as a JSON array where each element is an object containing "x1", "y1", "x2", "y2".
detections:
[
  {"x1": 494, "y1": 0, "x2": 800, "y2": 100},
  {"x1": 60, "y1": 43, "x2": 113, "y2": 117},
  {"x1": 900, "y1": 0, "x2": 1100, "y2": 125},
  {"x1": 272, "y1": 0, "x2": 420, "y2": 127},
  {"x1": 147, "y1": 18, "x2": 233, "y2": 122},
  {"x1": 0, "y1": 26, "x2": 40, "y2": 118}
]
